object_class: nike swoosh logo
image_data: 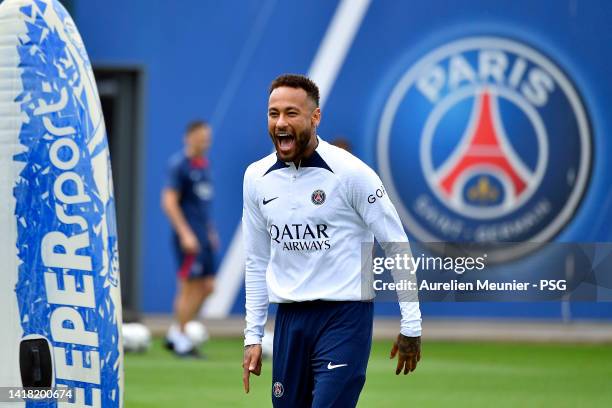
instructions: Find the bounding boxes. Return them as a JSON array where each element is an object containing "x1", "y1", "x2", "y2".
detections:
[
  {"x1": 263, "y1": 197, "x2": 278, "y2": 205},
  {"x1": 327, "y1": 362, "x2": 348, "y2": 370}
]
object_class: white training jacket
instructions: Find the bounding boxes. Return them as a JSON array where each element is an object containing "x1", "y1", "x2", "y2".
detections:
[{"x1": 243, "y1": 137, "x2": 421, "y2": 345}]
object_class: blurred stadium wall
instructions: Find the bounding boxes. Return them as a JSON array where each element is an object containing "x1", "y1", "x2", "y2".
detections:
[{"x1": 68, "y1": 0, "x2": 612, "y2": 320}]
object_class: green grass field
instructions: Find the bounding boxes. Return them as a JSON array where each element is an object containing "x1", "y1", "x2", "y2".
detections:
[{"x1": 124, "y1": 338, "x2": 612, "y2": 408}]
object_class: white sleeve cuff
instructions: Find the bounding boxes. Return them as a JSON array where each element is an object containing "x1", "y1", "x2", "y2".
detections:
[
  {"x1": 399, "y1": 301, "x2": 422, "y2": 337},
  {"x1": 400, "y1": 326, "x2": 422, "y2": 337},
  {"x1": 244, "y1": 335, "x2": 263, "y2": 346}
]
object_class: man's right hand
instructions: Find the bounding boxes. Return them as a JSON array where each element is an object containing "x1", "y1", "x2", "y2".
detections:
[
  {"x1": 242, "y1": 344, "x2": 262, "y2": 393},
  {"x1": 179, "y1": 231, "x2": 200, "y2": 254}
]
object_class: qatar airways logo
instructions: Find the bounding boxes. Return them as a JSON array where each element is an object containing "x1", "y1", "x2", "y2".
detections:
[
  {"x1": 269, "y1": 223, "x2": 331, "y2": 251},
  {"x1": 377, "y1": 37, "x2": 591, "y2": 260}
]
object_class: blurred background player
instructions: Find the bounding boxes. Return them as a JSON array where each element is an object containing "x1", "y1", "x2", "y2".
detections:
[
  {"x1": 330, "y1": 136, "x2": 352, "y2": 152},
  {"x1": 162, "y1": 120, "x2": 219, "y2": 357}
]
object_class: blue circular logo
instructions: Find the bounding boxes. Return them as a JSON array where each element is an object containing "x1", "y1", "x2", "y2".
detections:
[
  {"x1": 377, "y1": 37, "x2": 591, "y2": 259},
  {"x1": 273, "y1": 381, "x2": 284, "y2": 398}
]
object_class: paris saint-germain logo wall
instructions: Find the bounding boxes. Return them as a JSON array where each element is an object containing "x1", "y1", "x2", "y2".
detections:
[{"x1": 376, "y1": 37, "x2": 592, "y2": 258}]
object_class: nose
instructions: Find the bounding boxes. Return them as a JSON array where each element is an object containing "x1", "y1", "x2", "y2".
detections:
[{"x1": 275, "y1": 113, "x2": 288, "y2": 130}]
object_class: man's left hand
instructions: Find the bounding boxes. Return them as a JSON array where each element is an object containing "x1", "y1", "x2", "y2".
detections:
[{"x1": 390, "y1": 334, "x2": 421, "y2": 375}]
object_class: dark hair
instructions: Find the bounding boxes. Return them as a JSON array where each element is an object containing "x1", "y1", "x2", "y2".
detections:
[
  {"x1": 269, "y1": 74, "x2": 320, "y2": 107},
  {"x1": 185, "y1": 120, "x2": 209, "y2": 134}
]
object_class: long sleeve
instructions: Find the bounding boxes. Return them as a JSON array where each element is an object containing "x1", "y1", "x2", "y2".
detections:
[
  {"x1": 242, "y1": 167, "x2": 271, "y2": 345},
  {"x1": 347, "y1": 163, "x2": 422, "y2": 337}
]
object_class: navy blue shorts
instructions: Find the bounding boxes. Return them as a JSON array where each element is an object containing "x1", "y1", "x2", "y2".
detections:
[
  {"x1": 173, "y1": 237, "x2": 215, "y2": 280},
  {"x1": 272, "y1": 301, "x2": 373, "y2": 408}
]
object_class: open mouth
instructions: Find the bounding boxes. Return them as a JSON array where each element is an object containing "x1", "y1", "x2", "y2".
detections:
[{"x1": 276, "y1": 132, "x2": 295, "y2": 155}]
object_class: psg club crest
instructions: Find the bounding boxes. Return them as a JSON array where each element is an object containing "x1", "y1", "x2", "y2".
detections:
[
  {"x1": 273, "y1": 382, "x2": 284, "y2": 398},
  {"x1": 311, "y1": 189, "x2": 326, "y2": 205},
  {"x1": 376, "y1": 37, "x2": 591, "y2": 259}
]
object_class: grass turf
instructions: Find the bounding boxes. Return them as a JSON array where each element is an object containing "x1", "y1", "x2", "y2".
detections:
[{"x1": 124, "y1": 338, "x2": 612, "y2": 407}]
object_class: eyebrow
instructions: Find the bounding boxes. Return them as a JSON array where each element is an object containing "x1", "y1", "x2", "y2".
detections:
[{"x1": 268, "y1": 105, "x2": 301, "y2": 112}]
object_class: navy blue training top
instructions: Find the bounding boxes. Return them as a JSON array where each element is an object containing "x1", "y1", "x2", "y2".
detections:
[{"x1": 166, "y1": 151, "x2": 214, "y2": 243}]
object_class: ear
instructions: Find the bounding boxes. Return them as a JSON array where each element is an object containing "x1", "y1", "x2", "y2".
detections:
[{"x1": 311, "y1": 107, "x2": 321, "y2": 127}]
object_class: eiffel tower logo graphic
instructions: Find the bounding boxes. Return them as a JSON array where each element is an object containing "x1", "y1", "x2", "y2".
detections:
[{"x1": 434, "y1": 89, "x2": 533, "y2": 208}]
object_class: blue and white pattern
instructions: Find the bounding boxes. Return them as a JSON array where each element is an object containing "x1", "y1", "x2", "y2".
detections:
[{"x1": 3, "y1": 0, "x2": 122, "y2": 406}]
